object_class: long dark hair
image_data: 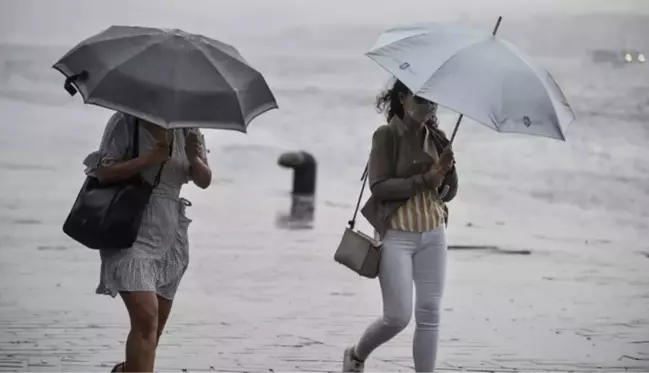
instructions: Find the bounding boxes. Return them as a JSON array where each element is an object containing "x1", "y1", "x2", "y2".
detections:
[
  {"x1": 375, "y1": 79, "x2": 409, "y2": 121},
  {"x1": 375, "y1": 78, "x2": 438, "y2": 127}
]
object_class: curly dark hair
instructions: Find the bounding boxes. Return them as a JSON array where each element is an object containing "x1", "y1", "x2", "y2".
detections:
[
  {"x1": 375, "y1": 79, "x2": 409, "y2": 121},
  {"x1": 375, "y1": 78, "x2": 438, "y2": 127}
]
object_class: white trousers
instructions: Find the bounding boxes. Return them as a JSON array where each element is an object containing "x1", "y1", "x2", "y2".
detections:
[{"x1": 355, "y1": 227, "x2": 448, "y2": 372}]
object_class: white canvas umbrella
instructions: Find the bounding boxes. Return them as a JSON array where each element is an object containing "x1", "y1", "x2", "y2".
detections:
[{"x1": 366, "y1": 17, "x2": 576, "y2": 143}]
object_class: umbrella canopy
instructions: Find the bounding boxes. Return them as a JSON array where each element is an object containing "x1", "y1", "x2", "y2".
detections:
[
  {"x1": 53, "y1": 25, "x2": 278, "y2": 132},
  {"x1": 366, "y1": 22, "x2": 575, "y2": 141}
]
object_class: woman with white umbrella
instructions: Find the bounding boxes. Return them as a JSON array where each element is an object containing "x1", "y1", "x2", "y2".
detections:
[
  {"x1": 343, "y1": 79, "x2": 458, "y2": 373},
  {"x1": 343, "y1": 17, "x2": 574, "y2": 372}
]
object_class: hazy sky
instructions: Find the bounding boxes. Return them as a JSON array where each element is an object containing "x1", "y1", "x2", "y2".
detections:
[{"x1": 1, "y1": 0, "x2": 648, "y2": 45}]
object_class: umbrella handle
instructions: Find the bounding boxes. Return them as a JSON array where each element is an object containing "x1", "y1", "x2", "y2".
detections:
[
  {"x1": 438, "y1": 184, "x2": 450, "y2": 199},
  {"x1": 64, "y1": 70, "x2": 88, "y2": 97}
]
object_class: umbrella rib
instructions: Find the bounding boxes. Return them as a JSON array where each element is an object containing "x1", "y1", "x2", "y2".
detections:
[
  {"x1": 190, "y1": 39, "x2": 259, "y2": 78},
  {"x1": 493, "y1": 42, "x2": 571, "y2": 140},
  {"x1": 500, "y1": 42, "x2": 573, "y2": 139},
  {"x1": 81, "y1": 37, "x2": 167, "y2": 99},
  {"x1": 391, "y1": 38, "x2": 501, "y2": 130},
  {"x1": 365, "y1": 28, "x2": 430, "y2": 51},
  {"x1": 193, "y1": 35, "x2": 250, "y2": 65},
  {"x1": 412, "y1": 38, "x2": 502, "y2": 124},
  {"x1": 366, "y1": 33, "x2": 488, "y2": 93},
  {"x1": 416, "y1": 37, "x2": 487, "y2": 96},
  {"x1": 167, "y1": 39, "x2": 183, "y2": 127},
  {"x1": 365, "y1": 24, "x2": 485, "y2": 55},
  {"x1": 418, "y1": 39, "x2": 571, "y2": 141},
  {"x1": 191, "y1": 41, "x2": 246, "y2": 125},
  {"x1": 81, "y1": 27, "x2": 161, "y2": 47},
  {"x1": 58, "y1": 27, "x2": 161, "y2": 62}
]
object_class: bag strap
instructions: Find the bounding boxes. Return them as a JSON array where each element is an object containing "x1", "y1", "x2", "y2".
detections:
[
  {"x1": 132, "y1": 118, "x2": 171, "y2": 188},
  {"x1": 132, "y1": 118, "x2": 140, "y2": 157},
  {"x1": 348, "y1": 123, "x2": 398, "y2": 230},
  {"x1": 152, "y1": 133, "x2": 172, "y2": 188},
  {"x1": 152, "y1": 148, "x2": 170, "y2": 188},
  {"x1": 348, "y1": 161, "x2": 369, "y2": 230}
]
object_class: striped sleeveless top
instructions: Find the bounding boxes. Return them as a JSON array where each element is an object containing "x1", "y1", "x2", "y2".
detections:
[{"x1": 390, "y1": 125, "x2": 447, "y2": 232}]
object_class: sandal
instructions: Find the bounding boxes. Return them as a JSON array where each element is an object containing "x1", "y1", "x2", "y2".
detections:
[{"x1": 110, "y1": 362, "x2": 125, "y2": 372}]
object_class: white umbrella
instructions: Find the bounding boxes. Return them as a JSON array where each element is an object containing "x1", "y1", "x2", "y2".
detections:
[{"x1": 366, "y1": 17, "x2": 575, "y2": 142}]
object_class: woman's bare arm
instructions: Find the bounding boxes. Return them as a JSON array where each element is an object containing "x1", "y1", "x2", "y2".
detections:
[
  {"x1": 185, "y1": 131, "x2": 212, "y2": 189},
  {"x1": 96, "y1": 124, "x2": 170, "y2": 184},
  {"x1": 95, "y1": 153, "x2": 160, "y2": 184},
  {"x1": 189, "y1": 157, "x2": 212, "y2": 189}
]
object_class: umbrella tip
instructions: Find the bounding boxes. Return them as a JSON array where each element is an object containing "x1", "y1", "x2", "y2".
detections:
[{"x1": 492, "y1": 16, "x2": 503, "y2": 36}]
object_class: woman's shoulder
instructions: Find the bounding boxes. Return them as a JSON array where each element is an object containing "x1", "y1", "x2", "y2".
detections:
[
  {"x1": 100, "y1": 112, "x2": 136, "y2": 142},
  {"x1": 107, "y1": 111, "x2": 131, "y2": 125},
  {"x1": 104, "y1": 112, "x2": 135, "y2": 130},
  {"x1": 373, "y1": 119, "x2": 401, "y2": 139}
]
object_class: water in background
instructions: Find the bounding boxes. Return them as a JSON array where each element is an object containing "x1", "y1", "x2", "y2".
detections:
[{"x1": 0, "y1": 13, "x2": 648, "y2": 257}]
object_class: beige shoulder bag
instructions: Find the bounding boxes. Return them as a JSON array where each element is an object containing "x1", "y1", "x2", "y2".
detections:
[{"x1": 333, "y1": 164, "x2": 382, "y2": 279}]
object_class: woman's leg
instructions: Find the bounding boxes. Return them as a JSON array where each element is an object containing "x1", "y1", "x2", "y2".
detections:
[
  {"x1": 412, "y1": 226, "x2": 447, "y2": 372},
  {"x1": 120, "y1": 291, "x2": 159, "y2": 372},
  {"x1": 156, "y1": 296, "x2": 173, "y2": 345},
  {"x1": 354, "y1": 230, "x2": 419, "y2": 360},
  {"x1": 153, "y1": 198, "x2": 190, "y2": 346},
  {"x1": 155, "y1": 261, "x2": 187, "y2": 346}
]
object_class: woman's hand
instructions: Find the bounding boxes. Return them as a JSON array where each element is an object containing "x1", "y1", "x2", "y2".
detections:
[
  {"x1": 438, "y1": 146, "x2": 455, "y2": 172},
  {"x1": 423, "y1": 165, "x2": 445, "y2": 188},
  {"x1": 184, "y1": 130, "x2": 212, "y2": 189},
  {"x1": 95, "y1": 121, "x2": 169, "y2": 183},
  {"x1": 423, "y1": 146, "x2": 455, "y2": 188}
]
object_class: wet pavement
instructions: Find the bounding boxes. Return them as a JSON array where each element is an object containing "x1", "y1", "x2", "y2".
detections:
[{"x1": 2, "y1": 185, "x2": 649, "y2": 373}]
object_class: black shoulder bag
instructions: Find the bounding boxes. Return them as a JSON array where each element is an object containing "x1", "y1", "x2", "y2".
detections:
[{"x1": 63, "y1": 121, "x2": 169, "y2": 250}]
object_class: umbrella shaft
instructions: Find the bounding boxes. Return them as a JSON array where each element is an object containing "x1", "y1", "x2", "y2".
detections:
[{"x1": 449, "y1": 114, "x2": 463, "y2": 145}]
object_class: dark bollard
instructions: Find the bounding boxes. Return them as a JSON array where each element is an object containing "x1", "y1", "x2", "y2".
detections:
[
  {"x1": 276, "y1": 151, "x2": 317, "y2": 229},
  {"x1": 278, "y1": 151, "x2": 317, "y2": 195}
]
